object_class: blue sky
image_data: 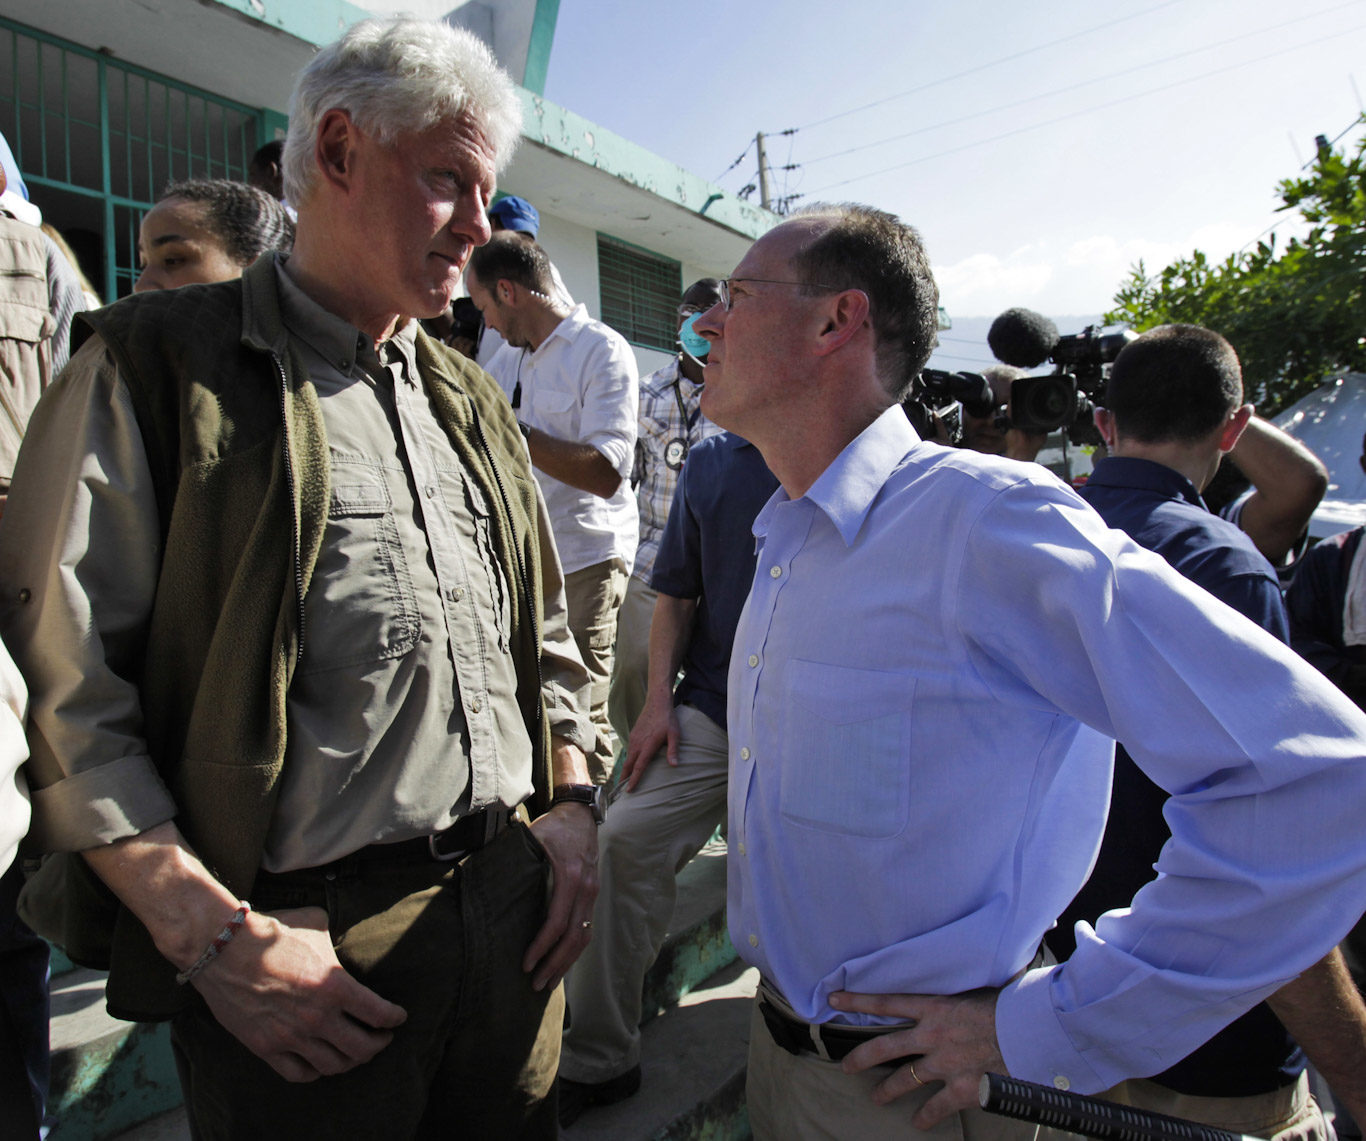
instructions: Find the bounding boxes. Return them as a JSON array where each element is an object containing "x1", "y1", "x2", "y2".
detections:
[{"x1": 543, "y1": 0, "x2": 1366, "y2": 323}]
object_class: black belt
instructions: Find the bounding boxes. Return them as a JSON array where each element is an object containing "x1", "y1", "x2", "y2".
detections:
[
  {"x1": 358, "y1": 806, "x2": 516, "y2": 865},
  {"x1": 757, "y1": 991, "x2": 919, "y2": 1064}
]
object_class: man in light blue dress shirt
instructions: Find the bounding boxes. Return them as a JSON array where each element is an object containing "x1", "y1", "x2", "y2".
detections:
[{"x1": 690, "y1": 204, "x2": 1366, "y2": 1141}]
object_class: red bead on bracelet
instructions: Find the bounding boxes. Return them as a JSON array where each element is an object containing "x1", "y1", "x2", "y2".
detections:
[{"x1": 175, "y1": 902, "x2": 252, "y2": 986}]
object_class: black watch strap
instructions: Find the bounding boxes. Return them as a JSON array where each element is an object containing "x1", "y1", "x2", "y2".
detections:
[{"x1": 551, "y1": 782, "x2": 606, "y2": 824}]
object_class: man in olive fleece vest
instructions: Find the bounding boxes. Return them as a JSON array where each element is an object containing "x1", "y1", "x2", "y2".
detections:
[{"x1": 0, "y1": 18, "x2": 602, "y2": 1140}]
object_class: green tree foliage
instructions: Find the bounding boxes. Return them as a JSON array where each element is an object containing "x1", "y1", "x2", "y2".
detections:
[{"x1": 1105, "y1": 121, "x2": 1366, "y2": 415}]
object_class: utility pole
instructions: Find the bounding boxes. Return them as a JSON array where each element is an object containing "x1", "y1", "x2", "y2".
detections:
[{"x1": 756, "y1": 131, "x2": 772, "y2": 211}]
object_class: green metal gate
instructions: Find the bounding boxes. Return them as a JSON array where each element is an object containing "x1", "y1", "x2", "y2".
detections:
[{"x1": 0, "y1": 16, "x2": 266, "y2": 300}]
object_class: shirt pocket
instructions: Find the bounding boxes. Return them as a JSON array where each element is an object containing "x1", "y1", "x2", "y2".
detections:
[
  {"x1": 778, "y1": 659, "x2": 914, "y2": 838},
  {"x1": 298, "y1": 463, "x2": 421, "y2": 675}
]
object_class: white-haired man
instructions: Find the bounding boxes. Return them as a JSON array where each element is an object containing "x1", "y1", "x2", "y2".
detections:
[
  {"x1": 0, "y1": 18, "x2": 600, "y2": 1139},
  {"x1": 691, "y1": 204, "x2": 1366, "y2": 1140}
]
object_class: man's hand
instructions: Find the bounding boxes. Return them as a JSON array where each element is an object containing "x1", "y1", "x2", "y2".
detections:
[
  {"x1": 523, "y1": 800, "x2": 599, "y2": 990},
  {"x1": 190, "y1": 905, "x2": 407, "y2": 1083},
  {"x1": 830, "y1": 988, "x2": 1004, "y2": 1129},
  {"x1": 621, "y1": 690, "x2": 680, "y2": 791}
]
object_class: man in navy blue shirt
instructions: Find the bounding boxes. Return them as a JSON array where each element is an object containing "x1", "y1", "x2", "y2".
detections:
[
  {"x1": 557, "y1": 433, "x2": 778, "y2": 1124},
  {"x1": 1057, "y1": 323, "x2": 1366, "y2": 1138}
]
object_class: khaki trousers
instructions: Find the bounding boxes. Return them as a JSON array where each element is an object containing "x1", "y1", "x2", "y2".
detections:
[
  {"x1": 1100, "y1": 1071, "x2": 1328, "y2": 1141},
  {"x1": 746, "y1": 996, "x2": 1040, "y2": 1141},
  {"x1": 559, "y1": 704, "x2": 729, "y2": 1083},
  {"x1": 606, "y1": 573, "x2": 657, "y2": 748},
  {"x1": 564, "y1": 557, "x2": 629, "y2": 785}
]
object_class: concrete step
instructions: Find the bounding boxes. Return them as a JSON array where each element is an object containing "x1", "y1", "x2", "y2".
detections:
[
  {"x1": 47, "y1": 968, "x2": 180, "y2": 1141},
  {"x1": 562, "y1": 957, "x2": 757, "y2": 1141},
  {"x1": 56, "y1": 838, "x2": 738, "y2": 1141}
]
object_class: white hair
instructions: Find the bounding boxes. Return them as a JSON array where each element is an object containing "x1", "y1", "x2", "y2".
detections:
[{"x1": 282, "y1": 17, "x2": 523, "y2": 205}]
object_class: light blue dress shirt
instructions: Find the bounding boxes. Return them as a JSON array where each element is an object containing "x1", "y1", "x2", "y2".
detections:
[{"x1": 727, "y1": 404, "x2": 1366, "y2": 1094}]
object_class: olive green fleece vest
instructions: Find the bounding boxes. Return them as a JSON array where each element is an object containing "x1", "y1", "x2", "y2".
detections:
[{"x1": 29, "y1": 255, "x2": 552, "y2": 1021}]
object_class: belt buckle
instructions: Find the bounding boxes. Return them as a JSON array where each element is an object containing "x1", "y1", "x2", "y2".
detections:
[{"x1": 428, "y1": 832, "x2": 468, "y2": 862}]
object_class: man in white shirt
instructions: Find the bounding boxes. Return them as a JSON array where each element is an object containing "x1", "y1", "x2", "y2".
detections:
[{"x1": 466, "y1": 234, "x2": 638, "y2": 783}]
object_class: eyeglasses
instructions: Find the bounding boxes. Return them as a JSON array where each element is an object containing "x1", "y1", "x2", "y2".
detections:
[{"x1": 718, "y1": 277, "x2": 845, "y2": 311}]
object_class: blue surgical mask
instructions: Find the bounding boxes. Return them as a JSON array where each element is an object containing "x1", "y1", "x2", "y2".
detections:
[{"x1": 679, "y1": 312, "x2": 710, "y2": 361}]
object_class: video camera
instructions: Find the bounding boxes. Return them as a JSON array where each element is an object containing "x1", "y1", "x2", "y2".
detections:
[
  {"x1": 901, "y1": 368, "x2": 996, "y2": 446},
  {"x1": 987, "y1": 308, "x2": 1137, "y2": 446}
]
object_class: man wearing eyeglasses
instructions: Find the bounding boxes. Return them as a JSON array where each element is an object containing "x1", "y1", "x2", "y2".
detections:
[{"x1": 690, "y1": 203, "x2": 1366, "y2": 1141}]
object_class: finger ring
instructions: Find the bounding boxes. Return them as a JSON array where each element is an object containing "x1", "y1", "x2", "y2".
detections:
[
  {"x1": 581, "y1": 920, "x2": 592, "y2": 929},
  {"x1": 909, "y1": 1061, "x2": 924, "y2": 1086}
]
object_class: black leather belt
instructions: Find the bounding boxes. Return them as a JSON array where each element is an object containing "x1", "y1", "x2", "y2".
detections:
[
  {"x1": 757, "y1": 991, "x2": 919, "y2": 1063},
  {"x1": 358, "y1": 806, "x2": 515, "y2": 865}
]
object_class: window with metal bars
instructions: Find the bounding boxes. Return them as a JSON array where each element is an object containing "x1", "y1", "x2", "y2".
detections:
[
  {"x1": 597, "y1": 234, "x2": 681, "y2": 352},
  {"x1": 0, "y1": 16, "x2": 262, "y2": 301}
]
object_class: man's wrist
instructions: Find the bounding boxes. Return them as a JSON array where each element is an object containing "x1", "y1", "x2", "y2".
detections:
[{"x1": 551, "y1": 782, "x2": 606, "y2": 824}]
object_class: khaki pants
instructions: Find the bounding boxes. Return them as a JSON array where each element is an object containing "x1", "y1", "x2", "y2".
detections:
[
  {"x1": 606, "y1": 574, "x2": 657, "y2": 748},
  {"x1": 746, "y1": 995, "x2": 1040, "y2": 1141},
  {"x1": 559, "y1": 704, "x2": 729, "y2": 1083},
  {"x1": 564, "y1": 557, "x2": 629, "y2": 785},
  {"x1": 171, "y1": 824, "x2": 563, "y2": 1141},
  {"x1": 1100, "y1": 1071, "x2": 1328, "y2": 1141}
]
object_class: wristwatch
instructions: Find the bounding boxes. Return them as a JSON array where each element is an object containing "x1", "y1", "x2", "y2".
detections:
[{"x1": 551, "y1": 782, "x2": 607, "y2": 824}]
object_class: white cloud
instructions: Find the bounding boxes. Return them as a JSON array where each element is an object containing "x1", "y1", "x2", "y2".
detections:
[{"x1": 938, "y1": 221, "x2": 1292, "y2": 318}]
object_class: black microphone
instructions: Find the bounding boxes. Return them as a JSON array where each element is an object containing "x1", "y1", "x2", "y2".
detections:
[
  {"x1": 988, "y1": 308, "x2": 1059, "y2": 369},
  {"x1": 978, "y1": 1073, "x2": 1254, "y2": 1141}
]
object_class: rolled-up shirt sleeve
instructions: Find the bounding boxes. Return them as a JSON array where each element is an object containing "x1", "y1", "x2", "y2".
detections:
[
  {"x1": 529, "y1": 476, "x2": 595, "y2": 752},
  {"x1": 0, "y1": 340, "x2": 177, "y2": 852},
  {"x1": 577, "y1": 336, "x2": 638, "y2": 479}
]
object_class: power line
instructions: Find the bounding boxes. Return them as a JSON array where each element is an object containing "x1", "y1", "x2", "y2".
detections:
[
  {"x1": 800, "y1": 1, "x2": 1365, "y2": 168},
  {"x1": 786, "y1": 0, "x2": 1185, "y2": 134},
  {"x1": 714, "y1": 140, "x2": 754, "y2": 183},
  {"x1": 806, "y1": 21, "x2": 1366, "y2": 196}
]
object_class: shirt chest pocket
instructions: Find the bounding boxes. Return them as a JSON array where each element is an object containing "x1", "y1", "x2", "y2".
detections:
[
  {"x1": 778, "y1": 660, "x2": 914, "y2": 838},
  {"x1": 298, "y1": 466, "x2": 421, "y2": 675},
  {"x1": 529, "y1": 385, "x2": 577, "y2": 428}
]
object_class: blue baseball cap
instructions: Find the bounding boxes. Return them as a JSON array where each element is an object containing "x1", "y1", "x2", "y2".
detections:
[{"x1": 488, "y1": 195, "x2": 539, "y2": 236}]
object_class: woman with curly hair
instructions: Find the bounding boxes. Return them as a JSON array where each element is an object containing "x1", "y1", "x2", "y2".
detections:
[{"x1": 134, "y1": 178, "x2": 293, "y2": 293}]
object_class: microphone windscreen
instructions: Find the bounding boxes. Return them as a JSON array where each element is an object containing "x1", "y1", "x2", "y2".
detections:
[{"x1": 988, "y1": 308, "x2": 1059, "y2": 368}]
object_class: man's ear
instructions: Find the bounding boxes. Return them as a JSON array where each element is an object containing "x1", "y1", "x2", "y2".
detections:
[
  {"x1": 314, "y1": 109, "x2": 358, "y2": 194},
  {"x1": 1094, "y1": 407, "x2": 1117, "y2": 450},
  {"x1": 496, "y1": 279, "x2": 516, "y2": 305},
  {"x1": 1217, "y1": 404, "x2": 1254, "y2": 454},
  {"x1": 811, "y1": 289, "x2": 871, "y2": 357}
]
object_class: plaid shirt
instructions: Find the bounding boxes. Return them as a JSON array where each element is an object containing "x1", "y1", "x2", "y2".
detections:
[{"x1": 631, "y1": 357, "x2": 721, "y2": 582}]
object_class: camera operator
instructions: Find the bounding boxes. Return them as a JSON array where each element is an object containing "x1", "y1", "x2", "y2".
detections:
[
  {"x1": 960, "y1": 364, "x2": 1049, "y2": 463},
  {"x1": 1050, "y1": 323, "x2": 1366, "y2": 1138}
]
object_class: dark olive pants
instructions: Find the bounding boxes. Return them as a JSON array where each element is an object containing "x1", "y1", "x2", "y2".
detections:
[{"x1": 171, "y1": 823, "x2": 562, "y2": 1141}]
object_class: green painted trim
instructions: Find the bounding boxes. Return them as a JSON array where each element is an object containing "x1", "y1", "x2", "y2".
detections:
[
  {"x1": 518, "y1": 90, "x2": 776, "y2": 242},
  {"x1": 522, "y1": 0, "x2": 560, "y2": 96},
  {"x1": 203, "y1": 0, "x2": 374, "y2": 48},
  {"x1": 597, "y1": 230, "x2": 682, "y2": 267},
  {"x1": 261, "y1": 109, "x2": 290, "y2": 145},
  {"x1": 0, "y1": 16, "x2": 262, "y2": 117}
]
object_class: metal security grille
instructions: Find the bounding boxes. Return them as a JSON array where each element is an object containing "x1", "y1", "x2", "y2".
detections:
[
  {"x1": 597, "y1": 234, "x2": 681, "y2": 352},
  {"x1": 0, "y1": 17, "x2": 263, "y2": 300}
]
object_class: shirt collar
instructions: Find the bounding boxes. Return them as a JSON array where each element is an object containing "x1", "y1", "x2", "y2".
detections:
[
  {"x1": 754, "y1": 405, "x2": 920, "y2": 548},
  {"x1": 274, "y1": 256, "x2": 417, "y2": 377},
  {"x1": 1087, "y1": 456, "x2": 1206, "y2": 510},
  {"x1": 532, "y1": 302, "x2": 590, "y2": 358}
]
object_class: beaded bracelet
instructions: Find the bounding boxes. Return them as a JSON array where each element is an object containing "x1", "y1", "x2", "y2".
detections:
[{"x1": 175, "y1": 901, "x2": 252, "y2": 986}]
